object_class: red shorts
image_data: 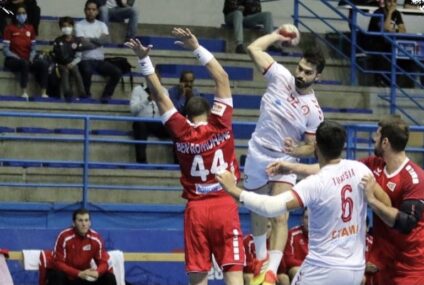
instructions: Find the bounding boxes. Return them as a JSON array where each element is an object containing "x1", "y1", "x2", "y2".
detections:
[
  {"x1": 368, "y1": 239, "x2": 396, "y2": 285},
  {"x1": 184, "y1": 195, "x2": 245, "y2": 273},
  {"x1": 393, "y1": 275, "x2": 424, "y2": 285}
]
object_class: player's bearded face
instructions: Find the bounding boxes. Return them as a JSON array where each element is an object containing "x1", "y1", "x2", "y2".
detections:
[{"x1": 295, "y1": 59, "x2": 318, "y2": 90}]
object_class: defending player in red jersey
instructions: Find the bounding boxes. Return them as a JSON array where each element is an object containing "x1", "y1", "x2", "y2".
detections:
[
  {"x1": 361, "y1": 117, "x2": 424, "y2": 285},
  {"x1": 125, "y1": 28, "x2": 244, "y2": 285}
]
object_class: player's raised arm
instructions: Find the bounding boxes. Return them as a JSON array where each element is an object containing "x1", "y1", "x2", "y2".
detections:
[
  {"x1": 125, "y1": 39, "x2": 173, "y2": 115},
  {"x1": 247, "y1": 24, "x2": 300, "y2": 74},
  {"x1": 172, "y1": 27, "x2": 231, "y2": 99}
]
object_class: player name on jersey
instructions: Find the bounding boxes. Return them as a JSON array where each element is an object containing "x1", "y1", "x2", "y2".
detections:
[
  {"x1": 332, "y1": 168, "x2": 356, "y2": 186},
  {"x1": 175, "y1": 131, "x2": 231, "y2": 155}
]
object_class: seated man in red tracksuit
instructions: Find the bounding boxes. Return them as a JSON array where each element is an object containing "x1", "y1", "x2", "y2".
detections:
[{"x1": 47, "y1": 208, "x2": 116, "y2": 285}]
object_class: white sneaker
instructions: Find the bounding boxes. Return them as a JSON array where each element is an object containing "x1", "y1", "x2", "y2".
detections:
[
  {"x1": 21, "y1": 93, "x2": 29, "y2": 100},
  {"x1": 41, "y1": 93, "x2": 49, "y2": 98}
]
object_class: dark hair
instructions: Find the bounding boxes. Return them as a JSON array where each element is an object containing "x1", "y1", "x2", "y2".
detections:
[
  {"x1": 316, "y1": 120, "x2": 346, "y2": 160},
  {"x1": 184, "y1": 96, "x2": 210, "y2": 120},
  {"x1": 179, "y1": 70, "x2": 194, "y2": 82},
  {"x1": 84, "y1": 0, "x2": 98, "y2": 9},
  {"x1": 302, "y1": 47, "x2": 326, "y2": 74},
  {"x1": 378, "y1": 116, "x2": 408, "y2": 152},
  {"x1": 59, "y1": 16, "x2": 74, "y2": 28},
  {"x1": 72, "y1": 208, "x2": 90, "y2": 221}
]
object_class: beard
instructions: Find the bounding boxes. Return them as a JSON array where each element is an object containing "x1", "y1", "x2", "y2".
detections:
[
  {"x1": 374, "y1": 144, "x2": 384, "y2": 157},
  {"x1": 295, "y1": 78, "x2": 314, "y2": 90}
]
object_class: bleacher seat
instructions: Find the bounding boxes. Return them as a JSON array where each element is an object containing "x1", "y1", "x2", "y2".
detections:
[
  {"x1": 156, "y1": 64, "x2": 254, "y2": 81},
  {"x1": 138, "y1": 36, "x2": 226, "y2": 53}
]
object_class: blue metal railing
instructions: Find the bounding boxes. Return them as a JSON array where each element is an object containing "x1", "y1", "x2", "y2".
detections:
[
  {"x1": 293, "y1": 0, "x2": 424, "y2": 124},
  {"x1": 0, "y1": 111, "x2": 423, "y2": 208}
]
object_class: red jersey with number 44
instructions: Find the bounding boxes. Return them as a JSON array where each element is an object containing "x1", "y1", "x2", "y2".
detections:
[
  {"x1": 361, "y1": 156, "x2": 424, "y2": 274},
  {"x1": 163, "y1": 98, "x2": 240, "y2": 201}
]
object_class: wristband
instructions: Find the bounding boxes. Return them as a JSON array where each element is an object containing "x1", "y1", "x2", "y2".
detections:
[
  {"x1": 138, "y1": 56, "x2": 155, "y2": 76},
  {"x1": 193, "y1": 45, "x2": 214, "y2": 66}
]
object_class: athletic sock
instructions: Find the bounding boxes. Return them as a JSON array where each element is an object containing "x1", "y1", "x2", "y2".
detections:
[
  {"x1": 253, "y1": 233, "x2": 268, "y2": 260},
  {"x1": 268, "y1": 250, "x2": 283, "y2": 274}
]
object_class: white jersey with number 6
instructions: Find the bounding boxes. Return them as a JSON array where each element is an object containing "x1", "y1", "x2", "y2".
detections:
[{"x1": 292, "y1": 159, "x2": 372, "y2": 270}]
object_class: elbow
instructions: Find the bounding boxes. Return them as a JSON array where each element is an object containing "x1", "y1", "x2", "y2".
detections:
[{"x1": 246, "y1": 44, "x2": 256, "y2": 57}]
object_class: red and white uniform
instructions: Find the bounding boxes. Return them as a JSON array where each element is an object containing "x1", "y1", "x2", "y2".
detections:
[
  {"x1": 163, "y1": 98, "x2": 244, "y2": 272},
  {"x1": 361, "y1": 156, "x2": 424, "y2": 285},
  {"x1": 284, "y1": 225, "x2": 308, "y2": 270},
  {"x1": 244, "y1": 63, "x2": 323, "y2": 189},
  {"x1": 53, "y1": 227, "x2": 110, "y2": 279},
  {"x1": 3, "y1": 24, "x2": 36, "y2": 60}
]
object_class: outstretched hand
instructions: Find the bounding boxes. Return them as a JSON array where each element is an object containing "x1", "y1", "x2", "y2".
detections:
[
  {"x1": 266, "y1": 161, "x2": 292, "y2": 176},
  {"x1": 216, "y1": 170, "x2": 242, "y2": 198},
  {"x1": 124, "y1": 38, "x2": 152, "y2": 59},
  {"x1": 172, "y1": 27, "x2": 199, "y2": 51}
]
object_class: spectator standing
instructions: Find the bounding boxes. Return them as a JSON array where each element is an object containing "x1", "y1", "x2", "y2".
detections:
[
  {"x1": 130, "y1": 82, "x2": 171, "y2": 163},
  {"x1": 48, "y1": 208, "x2": 117, "y2": 285},
  {"x1": 76, "y1": 0, "x2": 122, "y2": 103},
  {"x1": 167, "y1": 70, "x2": 201, "y2": 115},
  {"x1": 3, "y1": 4, "x2": 49, "y2": 99},
  {"x1": 223, "y1": 0, "x2": 274, "y2": 54},
  {"x1": 52, "y1": 16, "x2": 87, "y2": 101},
  {"x1": 97, "y1": 0, "x2": 138, "y2": 41}
]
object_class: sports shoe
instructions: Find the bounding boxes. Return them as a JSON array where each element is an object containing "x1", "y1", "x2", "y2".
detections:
[
  {"x1": 41, "y1": 93, "x2": 49, "y2": 98},
  {"x1": 250, "y1": 255, "x2": 269, "y2": 285},
  {"x1": 262, "y1": 270, "x2": 278, "y2": 285}
]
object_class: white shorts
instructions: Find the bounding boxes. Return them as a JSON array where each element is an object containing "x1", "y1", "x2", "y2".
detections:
[
  {"x1": 291, "y1": 263, "x2": 364, "y2": 285},
  {"x1": 243, "y1": 140, "x2": 297, "y2": 190}
]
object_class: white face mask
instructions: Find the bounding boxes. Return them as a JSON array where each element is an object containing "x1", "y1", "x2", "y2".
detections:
[{"x1": 61, "y1": 27, "x2": 73, "y2": 36}]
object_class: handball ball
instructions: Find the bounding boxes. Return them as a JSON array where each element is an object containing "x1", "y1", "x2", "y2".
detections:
[{"x1": 278, "y1": 24, "x2": 300, "y2": 46}]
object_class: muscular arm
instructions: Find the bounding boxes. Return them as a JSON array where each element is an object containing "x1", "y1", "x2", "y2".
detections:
[
  {"x1": 216, "y1": 170, "x2": 301, "y2": 216},
  {"x1": 247, "y1": 33, "x2": 280, "y2": 74},
  {"x1": 204, "y1": 57, "x2": 231, "y2": 100}
]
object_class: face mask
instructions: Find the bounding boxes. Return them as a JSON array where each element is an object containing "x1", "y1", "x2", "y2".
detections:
[
  {"x1": 16, "y1": 14, "x2": 27, "y2": 24},
  {"x1": 61, "y1": 27, "x2": 73, "y2": 36}
]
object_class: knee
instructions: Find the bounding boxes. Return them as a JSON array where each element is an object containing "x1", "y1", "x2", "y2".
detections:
[
  {"x1": 230, "y1": 10, "x2": 243, "y2": 22},
  {"x1": 130, "y1": 7, "x2": 138, "y2": 17}
]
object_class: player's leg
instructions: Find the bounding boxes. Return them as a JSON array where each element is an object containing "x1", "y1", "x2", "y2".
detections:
[
  {"x1": 189, "y1": 273, "x2": 208, "y2": 285},
  {"x1": 265, "y1": 182, "x2": 292, "y2": 283},
  {"x1": 210, "y1": 196, "x2": 245, "y2": 285},
  {"x1": 223, "y1": 265, "x2": 244, "y2": 285},
  {"x1": 184, "y1": 201, "x2": 212, "y2": 285},
  {"x1": 243, "y1": 148, "x2": 272, "y2": 270}
]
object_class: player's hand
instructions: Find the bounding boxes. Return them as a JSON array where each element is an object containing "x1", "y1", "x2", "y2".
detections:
[
  {"x1": 366, "y1": 261, "x2": 379, "y2": 273},
  {"x1": 266, "y1": 161, "x2": 292, "y2": 176},
  {"x1": 86, "y1": 269, "x2": 99, "y2": 279},
  {"x1": 361, "y1": 174, "x2": 377, "y2": 203},
  {"x1": 172, "y1": 27, "x2": 199, "y2": 51},
  {"x1": 216, "y1": 170, "x2": 241, "y2": 198},
  {"x1": 124, "y1": 38, "x2": 153, "y2": 60},
  {"x1": 283, "y1": 137, "x2": 298, "y2": 155}
]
